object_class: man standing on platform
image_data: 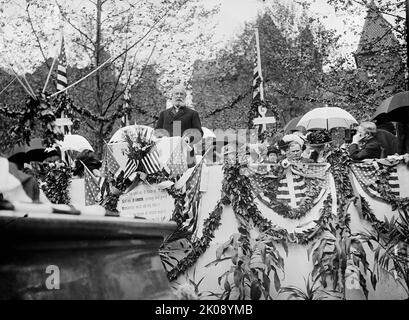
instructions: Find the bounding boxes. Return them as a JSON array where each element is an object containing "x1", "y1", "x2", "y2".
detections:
[{"x1": 155, "y1": 84, "x2": 203, "y2": 167}]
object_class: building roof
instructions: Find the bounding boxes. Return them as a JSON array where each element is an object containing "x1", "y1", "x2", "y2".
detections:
[{"x1": 355, "y1": 1, "x2": 399, "y2": 56}]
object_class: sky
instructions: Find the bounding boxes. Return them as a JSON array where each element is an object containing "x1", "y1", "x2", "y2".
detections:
[
  {"x1": 0, "y1": 0, "x2": 402, "y2": 86},
  {"x1": 210, "y1": 0, "x2": 399, "y2": 55}
]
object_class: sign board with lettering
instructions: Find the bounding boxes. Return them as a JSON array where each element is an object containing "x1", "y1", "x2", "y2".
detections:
[{"x1": 118, "y1": 183, "x2": 174, "y2": 221}]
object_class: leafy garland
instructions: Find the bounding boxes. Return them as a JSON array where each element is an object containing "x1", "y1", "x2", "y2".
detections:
[
  {"x1": 0, "y1": 93, "x2": 63, "y2": 148},
  {"x1": 357, "y1": 163, "x2": 409, "y2": 229},
  {"x1": 166, "y1": 201, "x2": 224, "y2": 281}
]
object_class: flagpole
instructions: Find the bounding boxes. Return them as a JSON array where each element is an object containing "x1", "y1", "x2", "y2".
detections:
[
  {"x1": 255, "y1": 27, "x2": 267, "y2": 131},
  {"x1": 43, "y1": 31, "x2": 62, "y2": 94},
  {"x1": 0, "y1": 77, "x2": 16, "y2": 96},
  {"x1": 255, "y1": 27, "x2": 264, "y2": 101}
]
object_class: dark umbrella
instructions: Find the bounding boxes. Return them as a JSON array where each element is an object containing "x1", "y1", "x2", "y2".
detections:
[
  {"x1": 283, "y1": 116, "x2": 306, "y2": 134},
  {"x1": 371, "y1": 91, "x2": 409, "y2": 123},
  {"x1": 25, "y1": 138, "x2": 48, "y2": 162},
  {"x1": 6, "y1": 138, "x2": 49, "y2": 165}
]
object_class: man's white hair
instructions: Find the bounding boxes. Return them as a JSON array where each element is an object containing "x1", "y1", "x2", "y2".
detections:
[{"x1": 171, "y1": 84, "x2": 186, "y2": 95}]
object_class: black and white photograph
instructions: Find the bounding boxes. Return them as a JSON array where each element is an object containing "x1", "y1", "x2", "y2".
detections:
[{"x1": 0, "y1": 0, "x2": 408, "y2": 307}]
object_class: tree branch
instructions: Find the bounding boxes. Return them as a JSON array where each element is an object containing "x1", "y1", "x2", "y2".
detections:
[{"x1": 55, "y1": 0, "x2": 95, "y2": 45}]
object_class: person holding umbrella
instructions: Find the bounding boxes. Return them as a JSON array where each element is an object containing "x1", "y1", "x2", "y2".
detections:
[{"x1": 349, "y1": 122, "x2": 381, "y2": 160}]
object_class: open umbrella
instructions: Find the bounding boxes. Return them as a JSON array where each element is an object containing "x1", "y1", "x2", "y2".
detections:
[
  {"x1": 6, "y1": 138, "x2": 49, "y2": 164},
  {"x1": 57, "y1": 134, "x2": 94, "y2": 152},
  {"x1": 297, "y1": 107, "x2": 357, "y2": 130},
  {"x1": 283, "y1": 116, "x2": 306, "y2": 134},
  {"x1": 371, "y1": 91, "x2": 409, "y2": 123}
]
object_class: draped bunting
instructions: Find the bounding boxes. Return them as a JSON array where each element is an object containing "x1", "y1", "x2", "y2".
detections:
[
  {"x1": 248, "y1": 162, "x2": 329, "y2": 211},
  {"x1": 350, "y1": 161, "x2": 400, "y2": 200}
]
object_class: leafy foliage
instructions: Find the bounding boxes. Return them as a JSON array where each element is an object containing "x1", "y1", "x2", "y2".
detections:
[
  {"x1": 207, "y1": 232, "x2": 284, "y2": 300},
  {"x1": 279, "y1": 272, "x2": 342, "y2": 300},
  {"x1": 38, "y1": 161, "x2": 72, "y2": 204},
  {"x1": 360, "y1": 209, "x2": 409, "y2": 297}
]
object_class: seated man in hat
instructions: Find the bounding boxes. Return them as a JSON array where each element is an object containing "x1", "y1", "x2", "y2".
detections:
[{"x1": 349, "y1": 122, "x2": 381, "y2": 160}]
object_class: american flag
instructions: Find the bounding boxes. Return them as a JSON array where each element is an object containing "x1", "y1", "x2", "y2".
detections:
[
  {"x1": 181, "y1": 156, "x2": 205, "y2": 236},
  {"x1": 291, "y1": 162, "x2": 330, "y2": 179},
  {"x1": 141, "y1": 148, "x2": 161, "y2": 174},
  {"x1": 351, "y1": 162, "x2": 400, "y2": 199},
  {"x1": 164, "y1": 140, "x2": 188, "y2": 179},
  {"x1": 252, "y1": 54, "x2": 263, "y2": 106},
  {"x1": 100, "y1": 145, "x2": 120, "y2": 179},
  {"x1": 252, "y1": 28, "x2": 264, "y2": 112},
  {"x1": 57, "y1": 36, "x2": 68, "y2": 92},
  {"x1": 123, "y1": 158, "x2": 138, "y2": 181},
  {"x1": 84, "y1": 163, "x2": 101, "y2": 206}
]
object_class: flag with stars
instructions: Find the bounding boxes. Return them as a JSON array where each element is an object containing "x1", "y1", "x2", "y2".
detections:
[
  {"x1": 291, "y1": 162, "x2": 330, "y2": 179},
  {"x1": 100, "y1": 145, "x2": 120, "y2": 179},
  {"x1": 57, "y1": 36, "x2": 68, "y2": 92},
  {"x1": 164, "y1": 140, "x2": 188, "y2": 179},
  {"x1": 181, "y1": 156, "x2": 205, "y2": 236},
  {"x1": 84, "y1": 163, "x2": 101, "y2": 206},
  {"x1": 350, "y1": 162, "x2": 400, "y2": 200}
]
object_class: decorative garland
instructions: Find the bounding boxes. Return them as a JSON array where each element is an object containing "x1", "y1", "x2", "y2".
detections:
[
  {"x1": 166, "y1": 201, "x2": 223, "y2": 281},
  {"x1": 0, "y1": 93, "x2": 63, "y2": 148},
  {"x1": 347, "y1": 157, "x2": 409, "y2": 228}
]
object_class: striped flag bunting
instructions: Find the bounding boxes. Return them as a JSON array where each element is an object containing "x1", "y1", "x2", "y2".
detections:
[
  {"x1": 164, "y1": 140, "x2": 188, "y2": 179},
  {"x1": 248, "y1": 163, "x2": 328, "y2": 210},
  {"x1": 123, "y1": 158, "x2": 138, "y2": 181},
  {"x1": 252, "y1": 55, "x2": 263, "y2": 106},
  {"x1": 249, "y1": 171, "x2": 306, "y2": 207},
  {"x1": 83, "y1": 163, "x2": 101, "y2": 206},
  {"x1": 141, "y1": 148, "x2": 161, "y2": 175},
  {"x1": 350, "y1": 162, "x2": 400, "y2": 200},
  {"x1": 276, "y1": 171, "x2": 306, "y2": 206},
  {"x1": 291, "y1": 162, "x2": 330, "y2": 179},
  {"x1": 181, "y1": 156, "x2": 205, "y2": 236},
  {"x1": 57, "y1": 36, "x2": 68, "y2": 92},
  {"x1": 100, "y1": 145, "x2": 120, "y2": 178}
]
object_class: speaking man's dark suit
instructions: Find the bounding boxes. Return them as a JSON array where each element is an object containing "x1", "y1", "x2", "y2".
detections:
[
  {"x1": 155, "y1": 106, "x2": 203, "y2": 139},
  {"x1": 155, "y1": 106, "x2": 203, "y2": 168},
  {"x1": 349, "y1": 137, "x2": 381, "y2": 160}
]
